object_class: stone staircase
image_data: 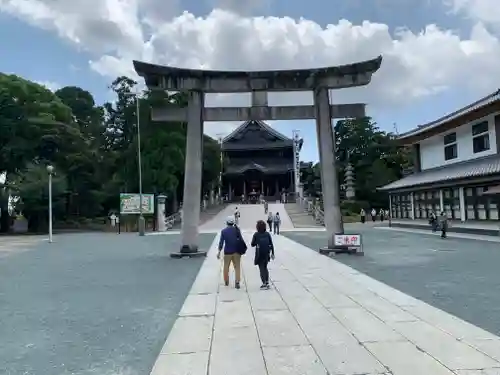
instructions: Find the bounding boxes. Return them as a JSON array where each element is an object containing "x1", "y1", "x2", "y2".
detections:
[
  {"x1": 284, "y1": 203, "x2": 324, "y2": 228},
  {"x1": 170, "y1": 204, "x2": 228, "y2": 230}
]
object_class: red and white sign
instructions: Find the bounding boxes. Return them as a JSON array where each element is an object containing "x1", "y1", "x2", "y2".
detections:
[{"x1": 334, "y1": 234, "x2": 361, "y2": 247}]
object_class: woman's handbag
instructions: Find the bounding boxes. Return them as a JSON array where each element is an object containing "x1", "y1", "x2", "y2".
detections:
[{"x1": 235, "y1": 226, "x2": 247, "y2": 254}]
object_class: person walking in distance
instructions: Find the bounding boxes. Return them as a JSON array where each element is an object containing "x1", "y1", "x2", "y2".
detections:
[
  {"x1": 217, "y1": 216, "x2": 246, "y2": 289},
  {"x1": 234, "y1": 206, "x2": 240, "y2": 225},
  {"x1": 251, "y1": 220, "x2": 275, "y2": 289},
  {"x1": 273, "y1": 212, "x2": 281, "y2": 234},
  {"x1": 264, "y1": 200, "x2": 269, "y2": 214},
  {"x1": 267, "y1": 211, "x2": 273, "y2": 231},
  {"x1": 371, "y1": 208, "x2": 377, "y2": 222}
]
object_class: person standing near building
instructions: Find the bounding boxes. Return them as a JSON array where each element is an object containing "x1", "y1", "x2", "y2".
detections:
[
  {"x1": 264, "y1": 200, "x2": 269, "y2": 214},
  {"x1": 360, "y1": 208, "x2": 366, "y2": 223},
  {"x1": 217, "y1": 216, "x2": 246, "y2": 289},
  {"x1": 251, "y1": 220, "x2": 275, "y2": 289},
  {"x1": 429, "y1": 211, "x2": 438, "y2": 232},
  {"x1": 273, "y1": 212, "x2": 281, "y2": 234},
  {"x1": 379, "y1": 208, "x2": 385, "y2": 222},
  {"x1": 438, "y1": 211, "x2": 448, "y2": 238}
]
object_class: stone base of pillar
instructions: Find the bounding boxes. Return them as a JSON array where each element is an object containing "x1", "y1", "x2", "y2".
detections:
[
  {"x1": 319, "y1": 246, "x2": 364, "y2": 256},
  {"x1": 170, "y1": 245, "x2": 207, "y2": 258}
]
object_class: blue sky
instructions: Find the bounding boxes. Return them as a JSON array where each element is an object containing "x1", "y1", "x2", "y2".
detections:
[{"x1": 1, "y1": 0, "x2": 499, "y2": 162}]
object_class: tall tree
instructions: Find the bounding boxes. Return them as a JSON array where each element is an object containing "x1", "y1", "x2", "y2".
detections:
[
  {"x1": 1, "y1": 72, "x2": 223, "y2": 232},
  {"x1": 55, "y1": 86, "x2": 109, "y2": 217},
  {"x1": 0, "y1": 74, "x2": 75, "y2": 231},
  {"x1": 300, "y1": 117, "x2": 411, "y2": 209}
]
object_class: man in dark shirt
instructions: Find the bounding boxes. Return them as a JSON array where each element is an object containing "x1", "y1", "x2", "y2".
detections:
[{"x1": 217, "y1": 216, "x2": 244, "y2": 289}]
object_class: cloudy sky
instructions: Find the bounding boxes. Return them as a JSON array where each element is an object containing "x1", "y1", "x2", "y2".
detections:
[{"x1": 0, "y1": 0, "x2": 499, "y2": 161}]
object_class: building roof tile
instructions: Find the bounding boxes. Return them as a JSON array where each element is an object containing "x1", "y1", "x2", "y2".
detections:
[
  {"x1": 378, "y1": 155, "x2": 500, "y2": 191},
  {"x1": 398, "y1": 89, "x2": 500, "y2": 140},
  {"x1": 224, "y1": 160, "x2": 293, "y2": 174}
]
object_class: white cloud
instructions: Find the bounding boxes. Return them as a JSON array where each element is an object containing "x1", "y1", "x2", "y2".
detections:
[
  {"x1": 445, "y1": 0, "x2": 500, "y2": 27},
  {"x1": 35, "y1": 80, "x2": 60, "y2": 92},
  {"x1": 207, "y1": 0, "x2": 272, "y2": 15},
  {"x1": 2, "y1": 1, "x2": 500, "y2": 138}
]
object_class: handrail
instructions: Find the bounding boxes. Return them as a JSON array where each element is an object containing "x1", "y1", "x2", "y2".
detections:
[
  {"x1": 168, "y1": 198, "x2": 224, "y2": 230},
  {"x1": 164, "y1": 212, "x2": 180, "y2": 230},
  {"x1": 298, "y1": 196, "x2": 325, "y2": 226}
]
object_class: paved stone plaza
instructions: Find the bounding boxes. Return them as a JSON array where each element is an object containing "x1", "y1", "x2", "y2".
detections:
[
  {"x1": 151, "y1": 229, "x2": 500, "y2": 375},
  {"x1": 284, "y1": 225, "x2": 500, "y2": 337},
  {"x1": 3, "y1": 204, "x2": 500, "y2": 375},
  {"x1": 0, "y1": 232, "x2": 215, "y2": 375}
]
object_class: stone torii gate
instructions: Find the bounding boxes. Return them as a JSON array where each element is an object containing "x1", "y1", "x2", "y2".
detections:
[{"x1": 133, "y1": 56, "x2": 382, "y2": 257}]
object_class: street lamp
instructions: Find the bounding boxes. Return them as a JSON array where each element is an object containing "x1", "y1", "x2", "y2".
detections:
[
  {"x1": 216, "y1": 133, "x2": 225, "y2": 201},
  {"x1": 125, "y1": 92, "x2": 145, "y2": 236},
  {"x1": 46, "y1": 165, "x2": 54, "y2": 243}
]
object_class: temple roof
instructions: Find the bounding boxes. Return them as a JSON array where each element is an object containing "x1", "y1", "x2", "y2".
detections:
[
  {"x1": 378, "y1": 155, "x2": 500, "y2": 191},
  {"x1": 222, "y1": 120, "x2": 295, "y2": 150},
  {"x1": 398, "y1": 89, "x2": 500, "y2": 144},
  {"x1": 224, "y1": 160, "x2": 293, "y2": 175}
]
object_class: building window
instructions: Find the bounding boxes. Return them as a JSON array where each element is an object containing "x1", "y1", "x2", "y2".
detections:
[
  {"x1": 443, "y1": 132, "x2": 457, "y2": 161},
  {"x1": 472, "y1": 121, "x2": 490, "y2": 153}
]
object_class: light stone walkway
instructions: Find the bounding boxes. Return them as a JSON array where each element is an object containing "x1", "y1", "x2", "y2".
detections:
[
  {"x1": 151, "y1": 232, "x2": 500, "y2": 375},
  {"x1": 199, "y1": 203, "x2": 294, "y2": 232}
]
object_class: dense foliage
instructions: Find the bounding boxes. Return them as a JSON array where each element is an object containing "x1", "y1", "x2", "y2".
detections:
[
  {"x1": 0, "y1": 74, "x2": 221, "y2": 232},
  {"x1": 300, "y1": 117, "x2": 412, "y2": 210}
]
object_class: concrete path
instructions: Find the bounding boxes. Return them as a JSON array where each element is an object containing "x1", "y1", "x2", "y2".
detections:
[
  {"x1": 150, "y1": 232, "x2": 500, "y2": 375},
  {"x1": 200, "y1": 203, "x2": 294, "y2": 231}
]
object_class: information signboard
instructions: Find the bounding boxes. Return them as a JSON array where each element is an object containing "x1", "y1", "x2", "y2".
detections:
[
  {"x1": 333, "y1": 234, "x2": 361, "y2": 247},
  {"x1": 319, "y1": 233, "x2": 363, "y2": 256},
  {"x1": 119, "y1": 193, "x2": 155, "y2": 214}
]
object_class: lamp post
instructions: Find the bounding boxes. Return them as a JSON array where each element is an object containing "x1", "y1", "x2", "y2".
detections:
[
  {"x1": 216, "y1": 133, "x2": 224, "y2": 201},
  {"x1": 46, "y1": 165, "x2": 54, "y2": 243},
  {"x1": 125, "y1": 92, "x2": 145, "y2": 236}
]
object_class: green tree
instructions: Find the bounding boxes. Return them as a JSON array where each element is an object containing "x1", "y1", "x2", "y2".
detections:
[
  {"x1": 1, "y1": 72, "x2": 223, "y2": 232},
  {"x1": 300, "y1": 117, "x2": 410, "y2": 209},
  {"x1": 0, "y1": 74, "x2": 75, "y2": 231},
  {"x1": 0, "y1": 73, "x2": 73, "y2": 175},
  {"x1": 11, "y1": 164, "x2": 68, "y2": 231},
  {"x1": 55, "y1": 86, "x2": 109, "y2": 218}
]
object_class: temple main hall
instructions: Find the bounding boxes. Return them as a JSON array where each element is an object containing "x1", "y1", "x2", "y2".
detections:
[{"x1": 221, "y1": 120, "x2": 302, "y2": 202}]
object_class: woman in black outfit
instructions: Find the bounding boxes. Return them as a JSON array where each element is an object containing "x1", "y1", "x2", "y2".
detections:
[{"x1": 251, "y1": 220, "x2": 275, "y2": 289}]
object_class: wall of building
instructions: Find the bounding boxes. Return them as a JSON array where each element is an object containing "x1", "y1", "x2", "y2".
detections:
[
  {"x1": 389, "y1": 182, "x2": 500, "y2": 221},
  {"x1": 419, "y1": 112, "x2": 499, "y2": 170}
]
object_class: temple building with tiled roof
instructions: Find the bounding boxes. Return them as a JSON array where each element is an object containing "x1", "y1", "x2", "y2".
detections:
[
  {"x1": 222, "y1": 120, "x2": 302, "y2": 201},
  {"x1": 379, "y1": 89, "x2": 500, "y2": 221}
]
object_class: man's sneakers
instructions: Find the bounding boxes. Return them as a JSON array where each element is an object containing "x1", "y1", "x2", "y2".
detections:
[
  {"x1": 235, "y1": 281, "x2": 240, "y2": 289},
  {"x1": 260, "y1": 283, "x2": 270, "y2": 290}
]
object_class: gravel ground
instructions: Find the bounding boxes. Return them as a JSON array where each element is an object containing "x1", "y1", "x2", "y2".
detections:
[{"x1": 0, "y1": 232, "x2": 215, "y2": 375}]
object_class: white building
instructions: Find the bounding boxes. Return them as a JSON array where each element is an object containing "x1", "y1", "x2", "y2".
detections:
[{"x1": 379, "y1": 89, "x2": 500, "y2": 222}]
